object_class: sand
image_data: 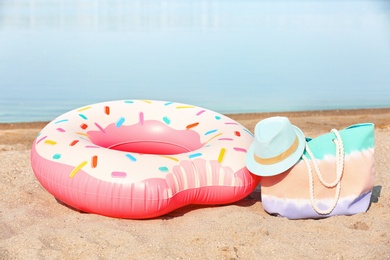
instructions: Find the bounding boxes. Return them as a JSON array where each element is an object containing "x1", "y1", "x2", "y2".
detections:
[{"x1": 1, "y1": 108, "x2": 390, "y2": 259}]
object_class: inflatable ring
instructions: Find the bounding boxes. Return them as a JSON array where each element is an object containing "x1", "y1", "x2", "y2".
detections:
[{"x1": 31, "y1": 100, "x2": 260, "y2": 219}]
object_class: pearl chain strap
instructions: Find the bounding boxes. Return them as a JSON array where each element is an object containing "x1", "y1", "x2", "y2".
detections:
[{"x1": 302, "y1": 129, "x2": 345, "y2": 215}]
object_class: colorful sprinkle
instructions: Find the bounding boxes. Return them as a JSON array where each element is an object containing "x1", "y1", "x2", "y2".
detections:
[
  {"x1": 234, "y1": 131, "x2": 241, "y2": 137},
  {"x1": 163, "y1": 116, "x2": 171, "y2": 125},
  {"x1": 243, "y1": 129, "x2": 254, "y2": 136},
  {"x1": 189, "y1": 153, "x2": 202, "y2": 159},
  {"x1": 225, "y1": 122, "x2": 238, "y2": 125},
  {"x1": 78, "y1": 114, "x2": 88, "y2": 120},
  {"x1": 80, "y1": 123, "x2": 88, "y2": 130},
  {"x1": 205, "y1": 129, "x2": 218, "y2": 135},
  {"x1": 70, "y1": 140, "x2": 79, "y2": 146},
  {"x1": 76, "y1": 132, "x2": 90, "y2": 138},
  {"x1": 94, "y1": 122, "x2": 105, "y2": 133},
  {"x1": 91, "y1": 155, "x2": 98, "y2": 168},
  {"x1": 125, "y1": 153, "x2": 137, "y2": 162},
  {"x1": 56, "y1": 128, "x2": 65, "y2": 132},
  {"x1": 234, "y1": 147, "x2": 247, "y2": 153},
  {"x1": 116, "y1": 117, "x2": 125, "y2": 128},
  {"x1": 205, "y1": 133, "x2": 223, "y2": 144},
  {"x1": 124, "y1": 100, "x2": 134, "y2": 104},
  {"x1": 164, "y1": 102, "x2": 174, "y2": 106},
  {"x1": 217, "y1": 148, "x2": 226, "y2": 163},
  {"x1": 111, "y1": 171, "x2": 127, "y2": 178},
  {"x1": 196, "y1": 110, "x2": 206, "y2": 116},
  {"x1": 36, "y1": 136, "x2": 47, "y2": 144},
  {"x1": 139, "y1": 112, "x2": 144, "y2": 125},
  {"x1": 160, "y1": 155, "x2": 179, "y2": 162},
  {"x1": 104, "y1": 106, "x2": 110, "y2": 115},
  {"x1": 69, "y1": 161, "x2": 87, "y2": 178},
  {"x1": 44, "y1": 140, "x2": 57, "y2": 145},
  {"x1": 177, "y1": 105, "x2": 195, "y2": 109},
  {"x1": 218, "y1": 138, "x2": 233, "y2": 141},
  {"x1": 215, "y1": 116, "x2": 221, "y2": 120},
  {"x1": 54, "y1": 119, "x2": 68, "y2": 124},
  {"x1": 53, "y1": 154, "x2": 61, "y2": 160},
  {"x1": 141, "y1": 100, "x2": 152, "y2": 104},
  {"x1": 159, "y1": 166, "x2": 169, "y2": 172},
  {"x1": 186, "y1": 122, "x2": 199, "y2": 129},
  {"x1": 77, "y1": 106, "x2": 92, "y2": 112}
]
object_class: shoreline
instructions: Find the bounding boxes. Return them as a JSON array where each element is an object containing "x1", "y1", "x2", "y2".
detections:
[{"x1": 1, "y1": 107, "x2": 390, "y2": 130}]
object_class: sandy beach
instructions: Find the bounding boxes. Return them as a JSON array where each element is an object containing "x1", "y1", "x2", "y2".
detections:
[{"x1": 1, "y1": 108, "x2": 390, "y2": 259}]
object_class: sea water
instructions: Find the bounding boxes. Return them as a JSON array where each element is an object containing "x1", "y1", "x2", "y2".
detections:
[{"x1": 0, "y1": 0, "x2": 389, "y2": 123}]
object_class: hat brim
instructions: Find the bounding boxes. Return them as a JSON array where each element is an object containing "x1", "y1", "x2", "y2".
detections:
[{"x1": 245, "y1": 126, "x2": 305, "y2": 177}]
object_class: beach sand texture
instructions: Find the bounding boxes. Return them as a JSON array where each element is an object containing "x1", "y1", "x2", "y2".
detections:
[{"x1": 1, "y1": 108, "x2": 390, "y2": 259}]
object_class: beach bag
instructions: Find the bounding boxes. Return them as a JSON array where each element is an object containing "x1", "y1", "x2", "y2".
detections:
[{"x1": 260, "y1": 123, "x2": 375, "y2": 219}]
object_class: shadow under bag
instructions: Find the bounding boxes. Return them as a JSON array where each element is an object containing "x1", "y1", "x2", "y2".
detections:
[{"x1": 260, "y1": 123, "x2": 375, "y2": 219}]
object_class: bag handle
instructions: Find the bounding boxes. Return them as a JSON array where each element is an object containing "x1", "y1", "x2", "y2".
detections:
[{"x1": 302, "y1": 129, "x2": 345, "y2": 215}]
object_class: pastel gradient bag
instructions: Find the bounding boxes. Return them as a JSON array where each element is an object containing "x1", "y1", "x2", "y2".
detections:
[{"x1": 260, "y1": 123, "x2": 375, "y2": 219}]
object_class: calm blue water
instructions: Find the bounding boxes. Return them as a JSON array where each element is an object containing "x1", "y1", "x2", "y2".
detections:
[{"x1": 1, "y1": 0, "x2": 389, "y2": 122}]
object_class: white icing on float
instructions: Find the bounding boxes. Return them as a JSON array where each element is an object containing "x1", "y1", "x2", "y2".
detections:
[{"x1": 31, "y1": 100, "x2": 259, "y2": 219}]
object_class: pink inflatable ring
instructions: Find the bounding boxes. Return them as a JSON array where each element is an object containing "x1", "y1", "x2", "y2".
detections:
[{"x1": 31, "y1": 100, "x2": 260, "y2": 219}]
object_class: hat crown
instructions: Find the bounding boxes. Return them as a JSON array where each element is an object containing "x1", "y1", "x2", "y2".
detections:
[
  {"x1": 253, "y1": 117, "x2": 298, "y2": 159},
  {"x1": 245, "y1": 116, "x2": 305, "y2": 176}
]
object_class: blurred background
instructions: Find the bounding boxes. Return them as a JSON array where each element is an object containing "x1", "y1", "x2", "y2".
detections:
[{"x1": 0, "y1": 0, "x2": 389, "y2": 122}]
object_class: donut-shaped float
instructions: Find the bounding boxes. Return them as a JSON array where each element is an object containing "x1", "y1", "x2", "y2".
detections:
[{"x1": 31, "y1": 100, "x2": 260, "y2": 219}]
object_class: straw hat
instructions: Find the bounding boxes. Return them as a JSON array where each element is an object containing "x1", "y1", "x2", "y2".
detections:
[{"x1": 246, "y1": 116, "x2": 305, "y2": 176}]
